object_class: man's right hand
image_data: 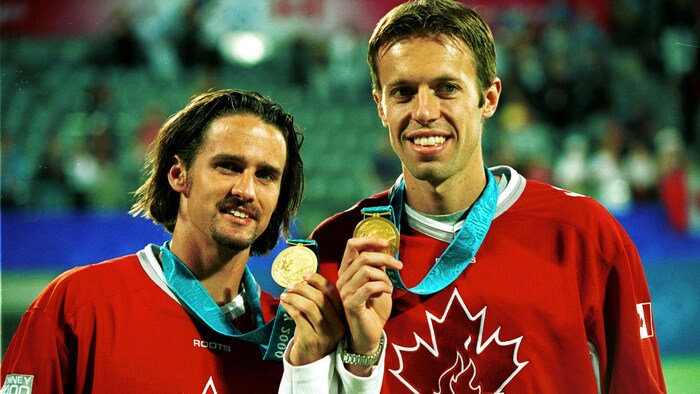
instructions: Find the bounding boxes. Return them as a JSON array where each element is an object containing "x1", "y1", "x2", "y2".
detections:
[{"x1": 336, "y1": 237, "x2": 402, "y2": 375}]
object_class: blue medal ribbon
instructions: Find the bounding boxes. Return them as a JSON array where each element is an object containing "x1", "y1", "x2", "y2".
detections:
[
  {"x1": 160, "y1": 242, "x2": 298, "y2": 361},
  {"x1": 367, "y1": 167, "x2": 498, "y2": 295}
]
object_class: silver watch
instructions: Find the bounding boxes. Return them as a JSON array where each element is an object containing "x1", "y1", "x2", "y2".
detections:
[{"x1": 339, "y1": 335, "x2": 385, "y2": 366}]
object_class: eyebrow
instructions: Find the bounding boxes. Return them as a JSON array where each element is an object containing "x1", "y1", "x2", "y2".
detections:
[{"x1": 386, "y1": 76, "x2": 459, "y2": 89}]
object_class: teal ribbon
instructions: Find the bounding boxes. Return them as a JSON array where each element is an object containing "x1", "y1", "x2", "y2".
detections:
[
  {"x1": 377, "y1": 167, "x2": 498, "y2": 295},
  {"x1": 160, "y1": 242, "x2": 296, "y2": 361},
  {"x1": 285, "y1": 238, "x2": 320, "y2": 251}
]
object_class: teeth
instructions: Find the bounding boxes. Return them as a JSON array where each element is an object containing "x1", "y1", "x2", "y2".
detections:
[
  {"x1": 230, "y1": 209, "x2": 249, "y2": 219},
  {"x1": 413, "y1": 136, "x2": 446, "y2": 146}
]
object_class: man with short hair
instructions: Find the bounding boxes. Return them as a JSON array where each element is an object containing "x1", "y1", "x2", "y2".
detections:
[{"x1": 312, "y1": 1, "x2": 667, "y2": 392}]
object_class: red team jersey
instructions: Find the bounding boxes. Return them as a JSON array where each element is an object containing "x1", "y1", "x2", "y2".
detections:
[
  {"x1": 1, "y1": 245, "x2": 283, "y2": 393},
  {"x1": 313, "y1": 166, "x2": 666, "y2": 393}
]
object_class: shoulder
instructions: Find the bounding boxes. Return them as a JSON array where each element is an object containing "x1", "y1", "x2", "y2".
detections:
[
  {"x1": 55, "y1": 254, "x2": 144, "y2": 291},
  {"x1": 493, "y1": 165, "x2": 615, "y2": 230},
  {"x1": 519, "y1": 179, "x2": 619, "y2": 227},
  {"x1": 29, "y1": 254, "x2": 146, "y2": 316},
  {"x1": 509, "y1": 178, "x2": 636, "y2": 261}
]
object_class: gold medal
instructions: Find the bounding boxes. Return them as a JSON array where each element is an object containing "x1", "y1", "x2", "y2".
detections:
[
  {"x1": 271, "y1": 245, "x2": 318, "y2": 287},
  {"x1": 353, "y1": 214, "x2": 400, "y2": 256}
]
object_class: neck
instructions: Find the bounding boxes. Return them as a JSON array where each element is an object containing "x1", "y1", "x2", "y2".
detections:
[
  {"x1": 403, "y1": 170, "x2": 487, "y2": 215},
  {"x1": 168, "y1": 235, "x2": 250, "y2": 306}
]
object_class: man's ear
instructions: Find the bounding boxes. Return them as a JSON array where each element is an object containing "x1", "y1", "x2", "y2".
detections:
[
  {"x1": 373, "y1": 90, "x2": 388, "y2": 128},
  {"x1": 168, "y1": 156, "x2": 187, "y2": 193},
  {"x1": 482, "y1": 78, "x2": 502, "y2": 119}
]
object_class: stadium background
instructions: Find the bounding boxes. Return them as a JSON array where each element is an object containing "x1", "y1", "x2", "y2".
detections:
[{"x1": 1, "y1": 0, "x2": 699, "y2": 390}]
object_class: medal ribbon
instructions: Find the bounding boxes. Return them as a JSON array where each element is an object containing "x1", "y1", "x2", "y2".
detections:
[
  {"x1": 286, "y1": 238, "x2": 320, "y2": 251},
  {"x1": 160, "y1": 242, "x2": 296, "y2": 361},
  {"x1": 370, "y1": 167, "x2": 498, "y2": 295},
  {"x1": 360, "y1": 206, "x2": 397, "y2": 222}
]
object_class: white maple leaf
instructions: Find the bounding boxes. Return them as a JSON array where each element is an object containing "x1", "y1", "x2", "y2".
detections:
[{"x1": 391, "y1": 288, "x2": 529, "y2": 394}]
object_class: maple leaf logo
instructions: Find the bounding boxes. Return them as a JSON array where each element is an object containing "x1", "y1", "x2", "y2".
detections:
[{"x1": 391, "y1": 288, "x2": 528, "y2": 393}]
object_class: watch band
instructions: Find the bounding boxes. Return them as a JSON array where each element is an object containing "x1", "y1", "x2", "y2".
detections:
[{"x1": 339, "y1": 334, "x2": 385, "y2": 366}]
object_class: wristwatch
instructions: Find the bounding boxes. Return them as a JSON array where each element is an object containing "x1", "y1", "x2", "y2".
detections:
[{"x1": 339, "y1": 335, "x2": 385, "y2": 366}]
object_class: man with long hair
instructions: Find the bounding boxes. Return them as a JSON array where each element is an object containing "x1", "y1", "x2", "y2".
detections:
[{"x1": 2, "y1": 89, "x2": 381, "y2": 393}]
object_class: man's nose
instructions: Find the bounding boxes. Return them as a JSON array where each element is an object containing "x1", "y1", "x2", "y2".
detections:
[
  {"x1": 231, "y1": 171, "x2": 255, "y2": 202},
  {"x1": 412, "y1": 87, "x2": 440, "y2": 125}
]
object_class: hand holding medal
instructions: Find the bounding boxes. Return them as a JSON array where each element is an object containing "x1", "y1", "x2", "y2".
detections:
[
  {"x1": 275, "y1": 239, "x2": 345, "y2": 366},
  {"x1": 335, "y1": 208, "x2": 400, "y2": 368}
]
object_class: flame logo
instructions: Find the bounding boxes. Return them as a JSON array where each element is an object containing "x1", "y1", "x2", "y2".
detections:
[
  {"x1": 391, "y1": 288, "x2": 529, "y2": 393},
  {"x1": 436, "y1": 351, "x2": 481, "y2": 393}
]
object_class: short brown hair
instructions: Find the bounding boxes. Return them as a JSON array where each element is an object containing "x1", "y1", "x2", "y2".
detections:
[
  {"x1": 368, "y1": 0, "x2": 497, "y2": 107},
  {"x1": 130, "y1": 89, "x2": 304, "y2": 255}
]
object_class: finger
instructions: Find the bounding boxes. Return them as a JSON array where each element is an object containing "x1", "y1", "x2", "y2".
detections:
[
  {"x1": 291, "y1": 281, "x2": 344, "y2": 329},
  {"x1": 339, "y1": 237, "x2": 392, "y2": 276},
  {"x1": 280, "y1": 292, "x2": 335, "y2": 339},
  {"x1": 301, "y1": 273, "x2": 336, "y2": 297},
  {"x1": 281, "y1": 297, "x2": 345, "y2": 366},
  {"x1": 279, "y1": 294, "x2": 315, "y2": 333},
  {"x1": 343, "y1": 280, "x2": 394, "y2": 308},
  {"x1": 281, "y1": 294, "x2": 343, "y2": 346},
  {"x1": 285, "y1": 279, "x2": 325, "y2": 306},
  {"x1": 340, "y1": 251, "x2": 402, "y2": 283},
  {"x1": 281, "y1": 286, "x2": 344, "y2": 334},
  {"x1": 302, "y1": 273, "x2": 344, "y2": 318},
  {"x1": 336, "y1": 251, "x2": 401, "y2": 290},
  {"x1": 338, "y1": 264, "x2": 394, "y2": 301}
]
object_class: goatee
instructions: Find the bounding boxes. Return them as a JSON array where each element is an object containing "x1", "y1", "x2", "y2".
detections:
[{"x1": 212, "y1": 231, "x2": 255, "y2": 251}]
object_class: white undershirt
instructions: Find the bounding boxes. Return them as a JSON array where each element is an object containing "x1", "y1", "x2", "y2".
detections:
[{"x1": 404, "y1": 172, "x2": 509, "y2": 243}]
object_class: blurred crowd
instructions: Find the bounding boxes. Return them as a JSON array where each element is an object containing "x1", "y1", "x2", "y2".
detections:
[
  {"x1": 484, "y1": 0, "x2": 700, "y2": 232},
  {"x1": 1, "y1": 0, "x2": 699, "y2": 234}
]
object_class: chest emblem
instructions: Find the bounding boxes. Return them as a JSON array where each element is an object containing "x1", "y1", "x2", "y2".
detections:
[{"x1": 391, "y1": 288, "x2": 528, "y2": 393}]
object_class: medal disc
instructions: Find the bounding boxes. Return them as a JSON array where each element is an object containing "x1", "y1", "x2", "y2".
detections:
[
  {"x1": 271, "y1": 245, "x2": 318, "y2": 287},
  {"x1": 353, "y1": 216, "x2": 400, "y2": 255}
]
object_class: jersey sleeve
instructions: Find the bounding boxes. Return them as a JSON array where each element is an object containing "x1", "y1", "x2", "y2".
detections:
[
  {"x1": 1, "y1": 299, "x2": 71, "y2": 393},
  {"x1": 279, "y1": 336, "x2": 385, "y2": 393},
  {"x1": 590, "y1": 213, "x2": 666, "y2": 393},
  {"x1": 602, "y1": 240, "x2": 666, "y2": 393},
  {"x1": 279, "y1": 337, "x2": 338, "y2": 393}
]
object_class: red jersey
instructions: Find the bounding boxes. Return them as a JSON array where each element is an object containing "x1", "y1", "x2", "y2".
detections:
[
  {"x1": 313, "y1": 166, "x2": 666, "y2": 393},
  {"x1": 1, "y1": 245, "x2": 283, "y2": 393}
]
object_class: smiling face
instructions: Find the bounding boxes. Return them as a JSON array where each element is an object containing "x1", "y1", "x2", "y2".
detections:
[
  {"x1": 169, "y1": 114, "x2": 287, "y2": 254},
  {"x1": 374, "y1": 35, "x2": 500, "y2": 190}
]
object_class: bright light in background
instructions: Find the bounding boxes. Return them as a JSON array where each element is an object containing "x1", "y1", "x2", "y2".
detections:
[{"x1": 219, "y1": 32, "x2": 268, "y2": 66}]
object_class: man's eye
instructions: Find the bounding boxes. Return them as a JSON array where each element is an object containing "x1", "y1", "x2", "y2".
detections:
[
  {"x1": 218, "y1": 163, "x2": 239, "y2": 172},
  {"x1": 437, "y1": 84, "x2": 458, "y2": 95},
  {"x1": 258, "y1": 172, "x2": 273, "y2": 181},
  {"x1": 391, "y1": 87, "x2": 413, "y2": 99}
]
